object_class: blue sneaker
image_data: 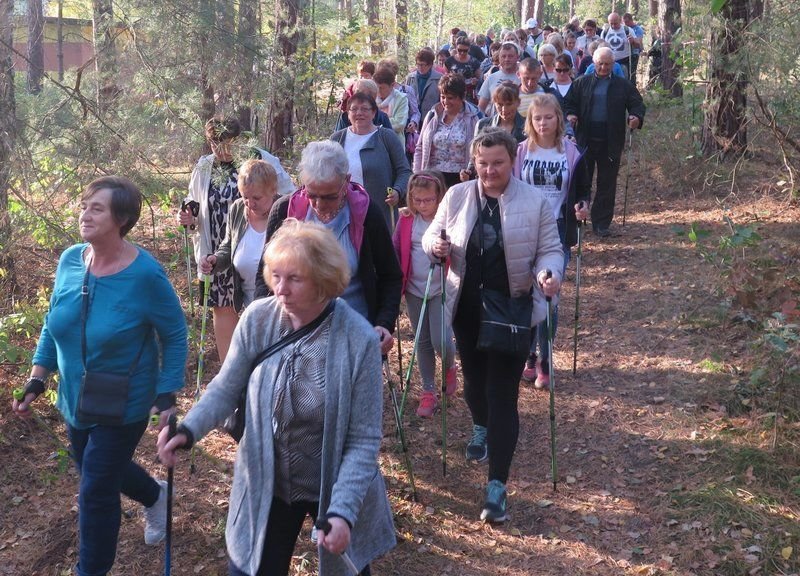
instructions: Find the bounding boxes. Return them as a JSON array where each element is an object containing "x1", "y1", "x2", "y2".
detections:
[
  {"x1": 480, "y1": 479, "x2": 508, "y2": 523},
  {"x1": 465, "y1": 424, "x2": 488, "y2": 463}
]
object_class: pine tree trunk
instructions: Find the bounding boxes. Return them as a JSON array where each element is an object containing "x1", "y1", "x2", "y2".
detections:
[
  {"x1": 27, "y1": 0, "x2": 44, "y2": 94},
  {"x1": 237, "y1": 0, "x2": 259, "y2": 131},
  {"x1": 197, "y1": 0, "x2": 216, "y2": 125},
  {"x1": 0, "y1": 0, "x2": 16, "y2": 289},
  {"x1": 57, "y1": 0, "x2": 64, "y2": 81},
  {"x1": 649, "y1": 0, "x2": 657, "y2": 17},
  {"x1": 701, "y1": 0, "x2": 756, "y2": 157},
  {"x1": 396, "y1": 0, "x2": 408, "y2": 76},
  {"x1": 266, "y1": 0, "x2": 306, "y2": 155},
  {"x1": 569, "y1": 0, "x2": 576, "y2": 18},
  {"x1": 339, "y1": 0, "x2": 352, "y2": 20},
  {"x1": 658, "y1": 0, "x2": 682, "y2": 97},
  {"x1": 365, "y1": 0, "x2": 381, "y2": 56},
  {"x1": 533, "y1": 0, "x2": 544, "y2": 24},
  {"x1": 92, "y1": 0, "x2": 119, "y2": 113}
]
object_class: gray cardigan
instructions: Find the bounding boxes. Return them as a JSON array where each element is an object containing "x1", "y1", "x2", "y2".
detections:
[
  {"x1": 330, "y1": 127, "x2": 411, "y2": 228},
  {"x1": 212, "y1": 198, "x2": 254, "y2": 312},
  {"x1": 182, "y1": 297, "x2": 396, "y2": 576}
]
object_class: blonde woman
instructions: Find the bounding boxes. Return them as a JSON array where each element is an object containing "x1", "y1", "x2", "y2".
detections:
[{"x1": 512, "y1": 93, "x2": 590, "y2": 388}]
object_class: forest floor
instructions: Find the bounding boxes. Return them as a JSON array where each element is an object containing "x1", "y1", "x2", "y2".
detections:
[{"x1": 1, "y1": 98, "x2": 799, "y2": 576}]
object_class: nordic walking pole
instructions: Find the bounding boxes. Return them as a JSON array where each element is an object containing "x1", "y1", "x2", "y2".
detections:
[
  {"x1": 572, "y1": 210, "x2": 586, "y2": 375},
  {"x1": 180, "y1": 199, "x2": 200, "y2": 316},
  {"x1": 439, "y1": 229, "x2": 448, "y2": 478},
  {"x1": 383, "y1": 353, "x2": 417, "y2": 500},
  {"x1": 544, "y1": 269, "x2": 558, "y2": 491},
  {"x1": 164, "y1": 413, "x2": 177, "y2": 576},
  {"x1": 314, "y1": 518, "x2": 361, "y2": 576},
  {"x1": 622, "y1": 129, "x2": 633, "y2": 227},
  {"x1": 189, "y1": 274, "x2": 211, "y2": 474},
  {"x1": 399, "y1": 263, "x2": 436, "y2": 419}
]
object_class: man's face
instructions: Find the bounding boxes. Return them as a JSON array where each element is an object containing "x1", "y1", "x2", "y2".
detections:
[
  {"x1": 499, "y1": 48, "x2": 518, "y2": 72},
  {"x1": 608, "y1": 14, "x2": 622, "y2": 30},
  {"x1": 518, "y1": 67, "x2": 542, "y2": 93},
  {"x1": 623, "y1": 15, "x2": 634, "y2": 27},
  {"x1": 594, "y1": 53, "x2": 614, "y2": 77}
]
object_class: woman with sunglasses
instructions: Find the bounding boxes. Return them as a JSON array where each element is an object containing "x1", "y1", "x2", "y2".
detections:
[
  {"x1": 444, "y1": 37, "x2": 481, "y2": 103},
  {"x1": 552, "y1": 54, "x2": 574, "y2": 102}
]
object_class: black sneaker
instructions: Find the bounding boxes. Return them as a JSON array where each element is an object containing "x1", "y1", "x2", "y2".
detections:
[
  {"x1": 465, "y1": 424, "x2": 488, "y2": 463},
  {"x1": 595, "y1": 228, "x2": 612, "y2": 238},
  {"x1": 480, "y1": 479, "x2": 509, "y2": 523}
]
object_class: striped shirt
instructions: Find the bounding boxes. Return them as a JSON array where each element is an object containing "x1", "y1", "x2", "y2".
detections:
[{"x1": 272, "y1": 312, "x2": 333, "y2": 503}]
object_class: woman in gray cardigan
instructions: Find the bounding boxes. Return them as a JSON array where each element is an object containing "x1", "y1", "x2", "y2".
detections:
[
  {"x1": 159, "y1": 220, "x2": 395, "y2": 576},
  {"x1": 331, "y1": 92, "x2": 411, "y2": 229}
]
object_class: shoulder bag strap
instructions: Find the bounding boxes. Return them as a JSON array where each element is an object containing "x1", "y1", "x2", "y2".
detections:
[
  {"x1": 249, "y1": 299, "x2": 336, "y2": 372},
  {"x1": 472, "y1": 183, "x2": 485, "y2": 292}
]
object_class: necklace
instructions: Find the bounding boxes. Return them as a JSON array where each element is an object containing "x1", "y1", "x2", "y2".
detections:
[{"x1": 485, "y1": 197, "x2": 499, "y2": 217}]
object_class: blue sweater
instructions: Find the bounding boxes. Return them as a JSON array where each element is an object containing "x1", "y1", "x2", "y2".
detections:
[{"x1": 33, "y1": 244, "x2": 187, "y2": 428}]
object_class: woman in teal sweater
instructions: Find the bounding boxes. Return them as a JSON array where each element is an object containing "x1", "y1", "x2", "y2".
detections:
[{"x1": 12, "y1": 176, "x2": 187, "y2": 576}]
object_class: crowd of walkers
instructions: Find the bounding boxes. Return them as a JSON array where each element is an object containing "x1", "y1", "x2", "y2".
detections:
[{"x1": 12, "y1": 10, "x2": 647, "y2": 576}]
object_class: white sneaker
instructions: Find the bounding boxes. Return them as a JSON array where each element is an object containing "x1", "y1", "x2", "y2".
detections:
[{"x1": 144, "y1": 479, "x2": 168, "y2": 545}]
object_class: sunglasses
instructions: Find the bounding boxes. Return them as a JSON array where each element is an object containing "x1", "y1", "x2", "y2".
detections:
[
  {"x1": 457, "y1": 49, "x2": 468, "y2": 53},
  {"x1": 555, "y1": 68, "x2": 571, "y2": 73}
]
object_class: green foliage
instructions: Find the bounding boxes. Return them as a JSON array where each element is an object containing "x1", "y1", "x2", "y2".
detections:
[{"x1": 0, "y1": 287, "x2": 50, "y2": 371}]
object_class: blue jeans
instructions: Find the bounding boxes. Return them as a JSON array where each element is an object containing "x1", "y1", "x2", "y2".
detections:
[
  {"x1": 68, "y1": 420, "x2": 160, "y2": 576},
  {"x1": 531, "y1": 218, "x2": 571, "y2": 373}
]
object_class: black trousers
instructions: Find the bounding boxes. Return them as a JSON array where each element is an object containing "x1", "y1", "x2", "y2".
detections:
[
  {"x1": 453, "y1": 300, "x2": 527, "y2": 484},
  {"x1": 584, "y1": 138, "x2": 622, "y2": 231},
  {"x1": 227, "y1": 498, "x2": 371, "y2": 576}
]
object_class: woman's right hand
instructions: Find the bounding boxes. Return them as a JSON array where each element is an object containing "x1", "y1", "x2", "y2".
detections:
[
  {"x1": 459, "y1": 169, "x2": 472, "y2": 182},
  {"x1": 177, "y1": 209, "x2": 196, "y2": 227},
  {"x1": 432, "y1": 235, "x2": 451, "y2": 260},
  {"x1": 200, "y1": 254, "x2": 217, "y2": 275},
  {"x1": 11, "y1": 391, "x2": 36, "y2": 419},
  {"x1": 157, "y1": 427, "x2": 188, "y2": 468}
]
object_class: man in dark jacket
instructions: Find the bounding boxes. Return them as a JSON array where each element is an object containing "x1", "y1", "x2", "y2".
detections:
[{"x1": 563, "y1": 47, "x2": 645, "y2": 236}]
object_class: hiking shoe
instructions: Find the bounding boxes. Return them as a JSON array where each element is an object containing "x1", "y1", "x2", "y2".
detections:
[
  {"x1": 480, "y1": 479, "x2": 509, "y2": 523},
  {"x1": 465, "y1": 425, "x2": 488, "y2": 463},
  {"x1": 522, "y1": 357, "x2": 539, "y2": 383},
  {"x1": 445, "y1": 365, "x2": 458, "y2": 396},
  {"x1": 416, "y1": 392, "x2": 439, "y2": 418},
  {"x1": 144, "y1": 479, "x2": 168, "y2": 545},
  {"x1": 595, "y1": 227, "x2": 612, "y2": 238},
  {"x1": 534, "y1": 362, "x2": 550, "y2": 390}
]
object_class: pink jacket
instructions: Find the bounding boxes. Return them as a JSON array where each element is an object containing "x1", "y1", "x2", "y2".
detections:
[
  {"x1": 393, "y1": 211, "x2": 449, "y2": 295},
  {"x1": 413, "y1": 103, "x2": 480, "y2": 172},
  {"x1": 287, "y1": 182, "x2": 371, "y2": 254}
]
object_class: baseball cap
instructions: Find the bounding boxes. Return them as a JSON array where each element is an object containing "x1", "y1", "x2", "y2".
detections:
[{"x1": 525, "y1": 18, "x2": 538, "y2": 29}]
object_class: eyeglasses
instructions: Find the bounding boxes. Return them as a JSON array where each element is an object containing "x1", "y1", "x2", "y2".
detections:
[
  {"x1": 306, "y1": 181, "x2": 346, "y2": 203},
  {"x1": 413, "y1": 197, "x2": 437, "y2": 205},
  {"x1": 555, "y1": 68, "x2": 571, "y2": 73},
  {"x1": 348, "y1": 106, "x2": 374, "y2": 114}
]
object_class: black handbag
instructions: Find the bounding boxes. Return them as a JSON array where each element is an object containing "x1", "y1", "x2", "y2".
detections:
[
  {"x1": 472, "y1": 185, "x2": 533, "y2": 358},
  {"x1": 77, "y1": 264, "x2": 147, "y2": 426},
  {"x1": 223, "y1": 300, "x2": 336, "y2": 442}
]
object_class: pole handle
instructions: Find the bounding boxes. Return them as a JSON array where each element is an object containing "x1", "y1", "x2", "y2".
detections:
[
  {"x1": 544, "y1": 269, "x2": 553, "y2": 303},
  {"x1": 439, "y1": 229, "x2": 447, "y2": 265}
]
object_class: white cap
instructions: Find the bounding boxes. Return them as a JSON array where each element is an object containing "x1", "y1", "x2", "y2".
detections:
[{"x1": 525, "y1": 18, "x2": 538, "y2": 29}]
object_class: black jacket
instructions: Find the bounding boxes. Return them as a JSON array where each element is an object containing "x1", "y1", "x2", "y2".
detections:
[
  {"x1": 563, "y1": 73, "x2": 645, "y2": 160},
  {"x1": 254, "y1": 192, "x2": 402, "y2": 332}
]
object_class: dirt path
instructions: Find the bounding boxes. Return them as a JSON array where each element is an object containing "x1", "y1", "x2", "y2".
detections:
[{"x1": 2, "y1": 107, "x2": 798, "y2": 576}]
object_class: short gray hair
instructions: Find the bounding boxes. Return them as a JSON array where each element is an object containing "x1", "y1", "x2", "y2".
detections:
[
  {"x1": 538, "y1": 44, "x2": 558, "y2": 58},
  {"x1": 470, "y1": 127, "x2": 517, "y2": 161},
  {"x1": 298, "y1": 141, "x2": 349, "y2": 185},
  {"x1": 593, "y1": 46, "x2": 614, "y2": 64}
]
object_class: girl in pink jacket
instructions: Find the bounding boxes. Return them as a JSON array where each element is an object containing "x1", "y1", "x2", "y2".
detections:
[{"x1": 392, "y1": 171, "x2": 458, "y2": 417}]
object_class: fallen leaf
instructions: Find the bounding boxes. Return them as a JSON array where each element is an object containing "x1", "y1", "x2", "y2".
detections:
[
  {"x1": 536, "y1": 499, "x2": 553, "y2": 508},
  {"x1": 781, "y1": 546, "x2": 792, "y2": 560}
]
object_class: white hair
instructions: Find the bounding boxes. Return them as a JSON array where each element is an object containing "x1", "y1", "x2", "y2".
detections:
[
  {"x1": 298, "y1": 141, "x2": 349, "y2": 185},
  {"x1": 593, "y1": 46, "x2": 614, "y2": 64},
  {"x1": 538, "y1": 44, "x2": 558, "y2": 58}
]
